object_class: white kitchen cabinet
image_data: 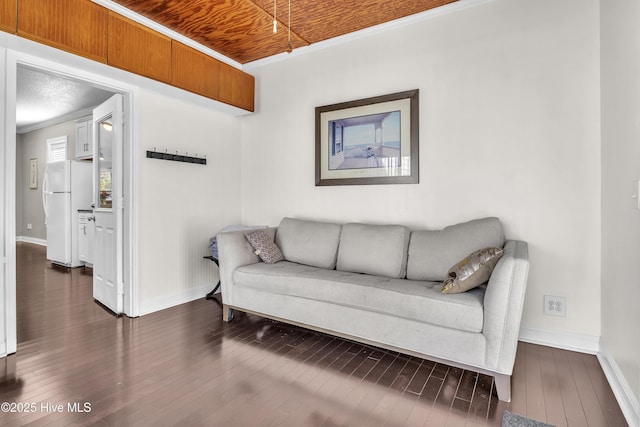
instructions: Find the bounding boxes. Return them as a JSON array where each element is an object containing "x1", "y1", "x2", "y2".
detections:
[
  {"x1": 75, "y1": 118, "x2": 93, "y2": 160},
  {"x1": 78, "y1": 211, "x2": 94, "y2": 266}
]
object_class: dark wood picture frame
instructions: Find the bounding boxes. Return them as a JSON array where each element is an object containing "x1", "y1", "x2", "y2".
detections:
[{"x1": 315, "y1": 89, "x2": 419, "y2": 186}]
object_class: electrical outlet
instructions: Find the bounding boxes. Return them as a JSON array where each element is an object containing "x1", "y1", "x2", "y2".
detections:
[
  {"x1": 27, "y1": 223, "x2": 32, "y2": 230},
  {"x1": 544, "y1": 295, "x2": 566, "y2": 317}
]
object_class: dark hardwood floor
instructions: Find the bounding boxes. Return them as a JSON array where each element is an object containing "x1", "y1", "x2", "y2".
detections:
[{"x1": 0, "y1": 242, "x2": 628, "y2": 426}]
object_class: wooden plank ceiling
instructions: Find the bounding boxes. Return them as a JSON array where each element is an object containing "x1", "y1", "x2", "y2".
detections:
[{"x1": 111, "y1": 0, "x2": 458, "y2": 64}]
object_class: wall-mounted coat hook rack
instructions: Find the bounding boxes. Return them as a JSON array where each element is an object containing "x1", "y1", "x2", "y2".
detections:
[{"x1": 146, "y1": 149, "x2": 207, "y2": 165}]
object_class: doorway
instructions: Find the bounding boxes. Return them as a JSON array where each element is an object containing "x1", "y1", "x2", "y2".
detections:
[
  {"x1": 17, "y1": 64, "x2": 115, "y2": 248},
  {"x1": 3, "y1": 49, "x2": 138, "y2": 356}
]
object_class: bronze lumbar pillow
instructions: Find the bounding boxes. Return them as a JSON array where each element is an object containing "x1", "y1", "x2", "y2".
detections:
[{"x1": 442, "y1": 247, "x2": 504, "y2": 294}]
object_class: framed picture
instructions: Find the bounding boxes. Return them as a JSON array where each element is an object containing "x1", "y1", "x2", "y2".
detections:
[
  {"x1": 29, "y1": 158, "x2": 38, "y2": 189},
  {"x1": 315, "y1": 89, "x2": 419, "y2": 186}
]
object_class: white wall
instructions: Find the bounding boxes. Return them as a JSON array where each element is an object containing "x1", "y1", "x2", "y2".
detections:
[
  {"x1": 600, "y1": 0, "x2": 640, "y2": 416},
  {"x1": 136, "y1": 90, "x2": 242, "y2": 314},
  {"x1": 242, "y1": 0, "x2": 601, "y2": 338}
]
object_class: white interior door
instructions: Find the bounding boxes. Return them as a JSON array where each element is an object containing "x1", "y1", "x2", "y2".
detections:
[{"x1": 93, "y1": 94, "x2": 124, "y2": 314}]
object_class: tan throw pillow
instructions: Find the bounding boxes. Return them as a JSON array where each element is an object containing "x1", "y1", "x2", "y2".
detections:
[
  {"x1": 245, "y1": 230, "x2": 284, "y2": 264},
  {"x1": 442, "y1": 247, "x2": 504, "y2": 294}
]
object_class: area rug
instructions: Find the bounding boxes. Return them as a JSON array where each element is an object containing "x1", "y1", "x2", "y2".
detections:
[{"x1": 502, "y1": 411, "x2": 555, "y2": 427}]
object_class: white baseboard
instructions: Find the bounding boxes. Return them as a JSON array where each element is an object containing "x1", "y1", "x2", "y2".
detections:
[
  {"x1": 518, "y1": 327, "x2": 600, "y2": 354},
  {"x1": 16, "y1": 236, "x2": 46, "y2": 246},
  {"x1": 138, "y1": 284, "x2": 215, "y2": 316},
  {"x1": 598, "y1": 346, "x2": 640, "y2": 427}
]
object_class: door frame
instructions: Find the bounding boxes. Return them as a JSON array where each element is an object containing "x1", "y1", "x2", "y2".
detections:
[{"x1": 2, "y1": 47, "x2": 140, "y2": 355}]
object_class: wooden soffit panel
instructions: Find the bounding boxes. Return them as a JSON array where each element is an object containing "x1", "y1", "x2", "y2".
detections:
[
  {"x1": 111, "y1": 0, "x2": 458, "y2": 64},
  {"x1": 18, "y1": 0, "x2": 108, "y2": 63},
  {"x1": 171, "y1": 40, "x2": 221, "y2": 100},
  {"x1": 0, "y1": 0, "x2": 17, "y2": 34},
  {"x1": 219, "y1": 62, "x2": 255, "y2": 111},
  {"x1": 108, "y1": 11, "x2": 172, "y2": 83}
]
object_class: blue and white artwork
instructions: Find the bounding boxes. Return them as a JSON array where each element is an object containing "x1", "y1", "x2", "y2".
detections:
[{"x1": 328, "y1": 110, "x2": 401, "y2": 171}]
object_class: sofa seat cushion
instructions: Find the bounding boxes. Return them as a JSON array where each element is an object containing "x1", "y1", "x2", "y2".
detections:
[{"x1": 233, "y1": 261, "x2": 485, "y2": 333}]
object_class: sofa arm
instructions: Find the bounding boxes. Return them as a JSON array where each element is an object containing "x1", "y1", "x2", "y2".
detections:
[
  {"x1": 482, "y1": 240, "x2": 529, "y2": 374},
  {"x1": 217, "y1": 227, "x2": 277, "y2": 305}
]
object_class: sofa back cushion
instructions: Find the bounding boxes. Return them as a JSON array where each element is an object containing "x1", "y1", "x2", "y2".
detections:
[
  {"x1": 406, "y1": 217, "x2": 505, "y2": 281},
  {"x1": 275, "y1": 217, "x2": 342, "y2": 269},
  {"x1": 336, "y1": 223, "x2": 411, "y2": 279}
]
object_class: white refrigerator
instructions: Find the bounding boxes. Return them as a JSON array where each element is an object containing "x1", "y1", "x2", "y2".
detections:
[{"x1": 42, "y1": 160, "x2": 93, "y2": 267}]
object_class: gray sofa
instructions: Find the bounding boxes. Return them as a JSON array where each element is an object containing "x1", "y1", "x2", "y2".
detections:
[{"x1": 217, "y1": 217, "x2": 529, "y2": 402}]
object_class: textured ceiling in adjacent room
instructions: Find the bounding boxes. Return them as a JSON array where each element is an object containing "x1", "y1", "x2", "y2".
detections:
[{"x1": 16, "y1": 66, "x2": 115, "y2": 133}]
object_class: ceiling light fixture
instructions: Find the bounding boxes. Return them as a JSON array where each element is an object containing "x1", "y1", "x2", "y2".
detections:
[
  {"x1": 272, "y1": 0, "x2": 277, "y2": 34},
  {"x1": 286, "y1": 0, "x2": 292, "y2": 53}
]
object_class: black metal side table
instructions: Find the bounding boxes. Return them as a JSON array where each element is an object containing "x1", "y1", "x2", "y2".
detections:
[{"x1": 203, "y1": 255, "x2": 220, "y2": 299}]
